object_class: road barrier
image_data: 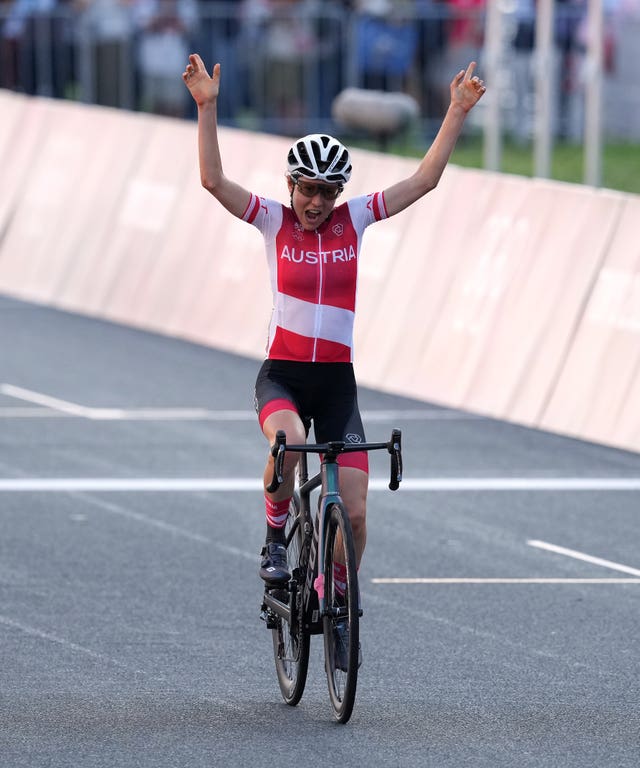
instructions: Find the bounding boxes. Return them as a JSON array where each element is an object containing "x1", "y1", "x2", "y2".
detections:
[{"x1": 1, "y1": 90, "x2": 638, "y2": 453}]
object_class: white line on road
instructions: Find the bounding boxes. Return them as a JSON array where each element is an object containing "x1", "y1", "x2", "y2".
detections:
[
  {"x1": 373, "y1": 541, "x2": 640, "y2": 585},
  {"x1": 1, "y1": 477, "x2": 639, "y2": 492},
  {"x1": 371, "y1": 578, "x2": 640, "y2": 584},
  {"x1": 527, "y1": 539, "x2": 640, "y2": 577},
  {"x1": 0, "y1": 407, "x2": 70, "y2": 417},
  {"x1": 1, "y1": 384, "x2": 93, "y2": 417},
  {"x1": 78, "y1": 493, "x2": 212, "y2": 543},
  {"x1": 0, "y1": 383, "x2": 476, "y2": 421},
  {"x1": 379, "y1": 478, "x2": 640, "y2": 491},
  {"x1": 0, "y1": 614, "x2": 147, "y2": 674},
  {"x1": 75, "y1": 493, "x2": 257, "y2": 561},
  {"x1": 0, "y1": 478, "x2": 265, "y2": 491}
]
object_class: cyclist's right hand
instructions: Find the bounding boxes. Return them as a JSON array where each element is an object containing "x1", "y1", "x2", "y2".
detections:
[{"x1": 182, "y1": 54, "x2": 220, "y2": 106}]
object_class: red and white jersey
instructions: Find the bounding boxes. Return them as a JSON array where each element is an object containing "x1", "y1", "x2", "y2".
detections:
[{"x1": 242, "y1": 192, "x2": 388, "y2": 362}]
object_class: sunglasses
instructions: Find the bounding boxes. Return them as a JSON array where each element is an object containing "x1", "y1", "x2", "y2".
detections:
[{"x1": 294, "y1": 179, "x2": 343, "y2": 201}]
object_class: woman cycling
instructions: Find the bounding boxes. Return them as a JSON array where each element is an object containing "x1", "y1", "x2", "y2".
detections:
[{"x1": 182, "y1": 53, "x2": 485, "y2": 585}]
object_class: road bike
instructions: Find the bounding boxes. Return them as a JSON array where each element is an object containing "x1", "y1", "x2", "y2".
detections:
[{"x1": 260, "y1": 428, "x2": 402, "y2": 723}]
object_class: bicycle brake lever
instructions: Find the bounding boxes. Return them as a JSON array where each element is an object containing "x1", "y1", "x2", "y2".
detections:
[
  {"x1": 266, "y1": 430, "x2": 287, "y2": 493},
  {"x1": 388, "y1": 428, "x2": 402, "y2": 491}
]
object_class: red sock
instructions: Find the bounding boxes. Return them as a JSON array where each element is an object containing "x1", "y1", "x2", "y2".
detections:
[
  {"x1": 264, "y1": 494, "x2": 291, "y2": 530},
  {"x1": 333, "y1": 562, "x2": 347, "y2": 597}
]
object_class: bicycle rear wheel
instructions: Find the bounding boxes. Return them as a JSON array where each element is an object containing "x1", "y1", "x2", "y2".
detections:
[
  {"x1": 322, "y1": 502, "x2": 359, "y2": 723},
  {"x1": 271, "y1": 493, "x2": 310, "y2": 705}
]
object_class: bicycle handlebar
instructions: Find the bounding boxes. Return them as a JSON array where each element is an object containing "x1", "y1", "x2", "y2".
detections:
[{"x1": 266, "y1": 428, "x2": 403, "y2": 493}]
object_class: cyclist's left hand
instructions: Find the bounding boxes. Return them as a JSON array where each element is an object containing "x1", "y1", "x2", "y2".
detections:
[{"x1": 450, "y1": 62, "x2": 486, "y2": 112}]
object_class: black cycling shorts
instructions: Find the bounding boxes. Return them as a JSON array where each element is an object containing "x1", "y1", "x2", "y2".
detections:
[{"x1": 254, "y1": 359, "x2": 368, "y2": 472}]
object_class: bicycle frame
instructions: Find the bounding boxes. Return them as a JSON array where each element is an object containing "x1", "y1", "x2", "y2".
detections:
[
  {"x1": 296, "y1": 447, "x2": 346, "y2": 628},
  {"x1": 302, "y1": 447, "x2": 349, "y2": 621}
]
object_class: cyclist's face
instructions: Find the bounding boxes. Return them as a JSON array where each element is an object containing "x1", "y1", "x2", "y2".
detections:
[{"x1": 288, "y1": 176, "x2": 343, "y2": 230}]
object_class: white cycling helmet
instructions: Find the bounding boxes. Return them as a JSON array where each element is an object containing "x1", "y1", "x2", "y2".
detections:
[{"x1": 287, "y1": 134, "x2": 352, "y2": 184}]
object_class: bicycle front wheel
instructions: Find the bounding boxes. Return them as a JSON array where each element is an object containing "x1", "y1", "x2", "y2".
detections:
[
  {"x1": 272, "y1": 493, "x2": 310, "y2": 706},
  {"x1": 322, "y1": 502, "x2": 360, "y2": 723}
]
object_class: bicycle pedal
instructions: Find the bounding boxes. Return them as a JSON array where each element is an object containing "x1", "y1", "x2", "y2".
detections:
[{"x1": 259, "y1": 608, "x2": 278, "y2": 629}]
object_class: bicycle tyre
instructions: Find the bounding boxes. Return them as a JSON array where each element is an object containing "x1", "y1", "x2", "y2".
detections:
[
  {"x1": 322, "y1": 502, "x2": 359, "y2": 723},
  {"x1": 271, "y1": 493, "x2": 310, "y2": 706}
]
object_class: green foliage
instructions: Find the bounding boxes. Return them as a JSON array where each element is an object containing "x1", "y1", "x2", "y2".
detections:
[
  {"x1": 349, "y1": 134, "x2": 640, "y2": 195},
  {"x1": 449, "y1": 137, "x2": 640, "y2": 195}
]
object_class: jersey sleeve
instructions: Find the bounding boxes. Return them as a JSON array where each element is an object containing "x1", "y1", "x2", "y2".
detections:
[
  {"x1": 241, "y1": 193, "x2": 284, "y2": 241},
  {"x1": 346, "y1": 192, "x2": 389, "y2": 232}
]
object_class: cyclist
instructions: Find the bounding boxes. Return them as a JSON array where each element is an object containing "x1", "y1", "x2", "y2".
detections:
[{"x1": 182, "y1": 53, "x2": 485, "y2": 585}]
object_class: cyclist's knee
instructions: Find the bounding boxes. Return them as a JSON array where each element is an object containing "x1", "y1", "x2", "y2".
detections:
[
  {"x1": 262, "y1": 407, "x2": 305, "y2": 444},
  {"x1": 339, "y1": 467, "x2": 368, "y2": 528}
]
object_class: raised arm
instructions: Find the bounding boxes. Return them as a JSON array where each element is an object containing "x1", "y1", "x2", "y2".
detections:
[
  {"x1": 182, "y1": 55, "x2": 251, "y2": 218},
  {"x1": 382, "y1": 62, "x2": 486, "y2": 218}
]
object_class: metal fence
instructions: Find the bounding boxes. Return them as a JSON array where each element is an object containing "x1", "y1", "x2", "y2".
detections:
[{"x1": 1, "y1": 1, "x2": 639, "y2": 143}]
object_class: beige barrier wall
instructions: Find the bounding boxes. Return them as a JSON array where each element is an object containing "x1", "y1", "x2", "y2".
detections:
[{"x1": 1, "y1": 90, "x2": 638, "y2": 454}]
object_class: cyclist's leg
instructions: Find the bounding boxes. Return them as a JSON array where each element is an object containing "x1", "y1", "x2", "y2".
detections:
[
  {"x1": 255, "y1": 360, "x2": 307, "y2": 552},
  {"x1": 255, "y1": 361, "x2": 309, "y2": 582},
  {"x1": 338, "y1": 463, "x2": 368, "y2": 567},
  {"x1": 256, "y1": 407, "x2": 305, "y2": 582},
  {"x1": 255, "y1": 360, "x2": 308, "y2": 508}
]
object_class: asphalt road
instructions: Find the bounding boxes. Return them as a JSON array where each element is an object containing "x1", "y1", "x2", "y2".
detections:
[{"x1": 1, "y1": 294, "x2": 639, "y2": 767}]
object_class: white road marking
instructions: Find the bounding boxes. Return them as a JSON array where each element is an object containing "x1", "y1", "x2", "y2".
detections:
[
  {"x1": 372, "y1": 542, "x2": 640, "y2": 585},
  {"x1": 77, "y1": 493, "x2": 257, "y2": 561},
  {"x1": 371, "y1": 578, "x2": 640, "y2": 584},
  {"x1": 0, "y1": 407, "x2": 69, "y2": 418},
  {"x1": 0, "y1": 383, "x2": 476, "y2": 421},
  {"x1": 394, "y1": 478, "x2": 640, "y2": 491},
  {"x1": 0, "y1": 614, "x2": 147, "y2": 674},
  {"x1": 77, "y1": 493, "x2": 212, "y2": 543},
  {"x1": 1, "y1": 477, "x2": 639, "y2": 492},
  {"x1": 1, "y1": 384, "x2": 93, "y2": 417},
  {"x1": 0, "y1": 478, "x2": 265, "y2": 492},
  {"x1": 0, "y1": 384, "x2": 220, "y2": 420},
  {"x1": 527, "y1": 539, "x2": 640, "y2": 577}
]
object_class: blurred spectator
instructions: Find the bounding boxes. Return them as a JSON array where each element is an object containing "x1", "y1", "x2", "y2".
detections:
[
  {"x1": 510, "y1": 0, "x2": 535, "y2": 143},
  {"x1": 135, "y1": 0, "x2": 196, "y2": 116},
  {"x1": 446, "y1": 0, "x2": 484, "y2": 54},
  {"x1": 427, "y1": 0, "x2": 483, "y2": 119},
  {"x1": 577, "y1": 0, "x2": 618, "y2": 73},
  {"x1": 555, "y1": 0, "x2": 586, "y2": 139},
  {"x1": 243, "y1": 0, "x2": 318, "y2": 131},
  {"x1": 193, "y1": 0, "x2": 243, "y2": 121},
  {"x1": 0, "y1": 0, "x2": 13, "y2": 88},
  {"x1": 415, "y1": 0, "x2": 449, "y2": 119},
  {"x1": 1, "y1": 0, "x2": 36, "y2": 90},
  {"x1": 310, "y1": 0, "x2": 346, "y2": 125},
  {"x1": 354, "y1": 0, "x2": 418, "y2": 92},
  {"x1": 1, "y1": 0, "x2": 75, "y2": 96},
  {"x1": 77, "y1": 0, "x2": 134, "y2": 107}
]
